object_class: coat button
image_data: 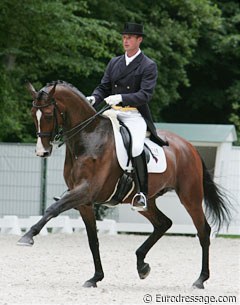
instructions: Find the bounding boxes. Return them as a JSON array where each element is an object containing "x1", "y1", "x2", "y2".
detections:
[
  {"x1": 127, "y1": 86, "x2": 130, "y2": 89},
  {"x1": 114, "y1": 84, "x2": 118, "y2": 88}
]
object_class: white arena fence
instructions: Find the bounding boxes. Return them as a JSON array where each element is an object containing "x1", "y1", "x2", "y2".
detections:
[
  {"x1": 0, "y1": 215, "x2": 117, "y2": 235},
  {"x1": 0, "y1": 142, "x2": 239, "y2": 236}
]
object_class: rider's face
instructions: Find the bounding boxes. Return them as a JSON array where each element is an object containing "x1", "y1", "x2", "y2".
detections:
[{"x1": 122, "y1": 34, "x2": 143, "y2": 56}]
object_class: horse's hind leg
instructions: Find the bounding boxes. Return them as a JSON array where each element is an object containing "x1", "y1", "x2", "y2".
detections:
[
  {"x1": 136, "y1": 198, "x2": 172, "y2": 279},
  {"x1": 192, "y1": 218, "x2": 211, "y2": 289},
  {"x1": 78, "y1": 205, "x2": 104, "y2": 288},
  {"x1": 178, "y1": 191, "x2": 211, "y2": 289}
]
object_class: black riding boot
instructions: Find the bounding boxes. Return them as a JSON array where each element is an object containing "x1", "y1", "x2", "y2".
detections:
[{"x1": 132, "y1": 151, "x2": 148, "y2": 211}]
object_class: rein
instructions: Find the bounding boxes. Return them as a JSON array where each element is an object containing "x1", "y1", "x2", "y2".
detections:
[
  {"x1": 33, "y1": 94, "x2": 111, "y2": 147},
  {"x1": 59, "y1": 104, "x2": 111, "y2": 147}
]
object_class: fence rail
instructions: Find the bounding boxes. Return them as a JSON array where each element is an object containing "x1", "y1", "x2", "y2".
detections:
[
  {"x1": 0, "y1": 142, "x2": 239, "y2": 235},
  {"x1": 0, "y1": 215, "x2": 117, "y2": 235},
  {"x1": 0, "y1": 143, "x2": 79, "y2": 218}
]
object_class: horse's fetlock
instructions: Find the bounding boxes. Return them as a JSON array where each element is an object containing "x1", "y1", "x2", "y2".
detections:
[
  {"x1": 94, "y1": 271, "x2": 104, "y2": 281},
  {"x1": 136, "y1": 250, "x2": 145, "y2": 263},
  {"x1": 30, "y1": 226, "x2": 40, "y2": 236}
]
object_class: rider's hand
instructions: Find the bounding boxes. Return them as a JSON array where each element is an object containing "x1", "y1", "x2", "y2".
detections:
[
  {"x1": 104, "y1": 94, "x2": 122, "y2": 106},
  {"x1": 86, "y1": 96, "x2": 96, "y2": 106}
]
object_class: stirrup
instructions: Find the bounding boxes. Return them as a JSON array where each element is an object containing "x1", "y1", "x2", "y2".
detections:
[{"x1": 131, "y1": 192, "x2": 147, "y2": 211}]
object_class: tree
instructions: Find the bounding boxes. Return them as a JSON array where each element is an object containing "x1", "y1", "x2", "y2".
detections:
[
  {"x1": 219, "y1": 0, "x2": 240, "y2": 144},
  {"x1": 0, "y1": 0, "x2": 120, "y2": 141},
  {"x1": 0, "y1": 0, "x2": 239, "y2": 142},
  {"x1": 162, "y1": 0, "x2": 240, "y2": 142}
]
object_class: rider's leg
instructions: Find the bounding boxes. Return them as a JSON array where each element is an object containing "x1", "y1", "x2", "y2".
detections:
[
  {"x1": 116, "y1": 110, "x2": 148, "y2": 210},
  {"x1": 132, "y1": 151, "x2": 148, "y2": 210}
]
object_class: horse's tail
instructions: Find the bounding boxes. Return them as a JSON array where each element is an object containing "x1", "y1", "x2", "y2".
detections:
[{"x1": 202, "y1": 160, "x2": 232, "y2": 232}]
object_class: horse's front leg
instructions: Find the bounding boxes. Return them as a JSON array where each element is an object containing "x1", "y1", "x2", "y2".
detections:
[
  {"x1": 78, "y1": 205, "x2": 104, "y2": 288},
  {"x1": 17, "y1": 182, "x2": 90, "y2": 246}
]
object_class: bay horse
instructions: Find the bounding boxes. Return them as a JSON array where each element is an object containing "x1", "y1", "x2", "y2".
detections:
[{"x1": 18, "y1": 80, "x2": 231, "y2": 289}]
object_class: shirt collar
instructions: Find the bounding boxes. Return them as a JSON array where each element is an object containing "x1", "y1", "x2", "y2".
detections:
[{"x1": 125, "y1": 49, "x2": 141, "y2": 66}]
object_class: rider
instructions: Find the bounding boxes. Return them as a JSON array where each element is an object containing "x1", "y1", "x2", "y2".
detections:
[{"x1": 87, "y1": 22, "x2": 167, "y2": 211}]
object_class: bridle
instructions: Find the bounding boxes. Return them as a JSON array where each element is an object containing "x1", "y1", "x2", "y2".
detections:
[
  {"x1": 32, "y1": 90, "x2": 111, "y2": 147},
  {"x1": 32, "y1": 91, "x2": 64, "y2": 144}
]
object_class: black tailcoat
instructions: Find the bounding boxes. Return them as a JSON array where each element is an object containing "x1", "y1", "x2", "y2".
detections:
[{"x1": 92, "y1": 52, "x2": 166, "y2": 146}]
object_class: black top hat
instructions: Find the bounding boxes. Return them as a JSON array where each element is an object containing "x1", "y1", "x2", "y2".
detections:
[{"x1": 121, "y1": 22, "x2": 144, "y2": 36}]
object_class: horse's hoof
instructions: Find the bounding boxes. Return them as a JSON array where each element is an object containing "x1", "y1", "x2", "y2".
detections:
[
  {"x1": 17, "y1": 235, "x2": 34, "y2": 246},
  {"x1": 138, "y1": 263, "x2": 151, "y2": 279},
  {"x1": 192, "y1": 280, "x2": 204, "y2": 289},
  {"x1": 83, "y1": 281, "x2": 97, "y2": 288}
]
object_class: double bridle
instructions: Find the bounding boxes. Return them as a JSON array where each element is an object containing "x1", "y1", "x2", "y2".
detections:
[
  {"x1": 32, "y1": 91, "x2": 110, "y2": 147},
  {"x1": 32, "y1": 94, "x2": 63, "y2": 144}
]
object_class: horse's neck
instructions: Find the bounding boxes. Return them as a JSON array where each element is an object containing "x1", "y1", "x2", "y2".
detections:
[
  {"x1": 57, "y1": 89, "x2": 96, "y2": 129},
  {"x1": 67, "y1": 103, "x2": 95, "y2": 128}
]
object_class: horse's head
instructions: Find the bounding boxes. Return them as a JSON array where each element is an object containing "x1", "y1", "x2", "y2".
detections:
[{"x1": 27, "y1": 82, "x2": 64, "y2": 157}]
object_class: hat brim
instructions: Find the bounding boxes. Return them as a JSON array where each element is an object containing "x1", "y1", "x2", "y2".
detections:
[{"x1": 121, "y1": 32, "x2": 145, "y2": 36}]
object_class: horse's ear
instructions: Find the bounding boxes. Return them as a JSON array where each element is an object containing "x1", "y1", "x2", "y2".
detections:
[
  {"x1": 26, "y1": 81, "x2": 37, "y2": 100},
  {"x1": 47, "y1": 82, "x2": 57, "y2": 101}
]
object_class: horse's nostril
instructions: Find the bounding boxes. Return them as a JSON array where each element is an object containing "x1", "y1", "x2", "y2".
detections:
[{"x1": 43, "y1": 151, "x2": 50, "y2": 157}]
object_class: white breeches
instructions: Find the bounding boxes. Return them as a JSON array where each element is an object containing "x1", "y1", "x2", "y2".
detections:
[{"x1": 114, "y1": 109, "x2": 147, "y2": 157}]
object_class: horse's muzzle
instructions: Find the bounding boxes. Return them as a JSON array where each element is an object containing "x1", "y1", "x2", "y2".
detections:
[
  {"x1": 35, "y1": 149, "x2": 51, "y2": 157},
  {"x1": 35, "y1": 137, "x2": 52, "y2": 157}
]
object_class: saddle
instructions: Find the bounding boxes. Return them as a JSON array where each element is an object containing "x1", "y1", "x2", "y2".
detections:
[
  {"x1": 102, "y1": 111, "x2": 167, "y2": 207},
  {"x1": 119, "y1": 120, "x2": 151, "y2": 167}
]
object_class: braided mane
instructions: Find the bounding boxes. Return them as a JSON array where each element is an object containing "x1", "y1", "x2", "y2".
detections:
[{"x1": 46, "y1": 80, "x2": 87, "y2": 101}]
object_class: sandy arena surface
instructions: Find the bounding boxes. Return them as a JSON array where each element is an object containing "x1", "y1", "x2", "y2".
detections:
[{"x1": 0, "y1": 233, "x2": 239, "y2": 305}]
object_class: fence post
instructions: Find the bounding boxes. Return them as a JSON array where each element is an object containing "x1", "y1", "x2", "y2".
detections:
[{"x1": 40, "y1": 158, "x2": 47, "y2": 215}]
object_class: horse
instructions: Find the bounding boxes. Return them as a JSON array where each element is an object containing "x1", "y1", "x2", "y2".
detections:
[{"x1": 18, "y1": 80, "x2": 231, "y2": 289}]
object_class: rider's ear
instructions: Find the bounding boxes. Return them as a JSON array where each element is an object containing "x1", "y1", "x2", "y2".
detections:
[
  {"x1": 47, "y1": 82, "x2": 57, "y2": 102},
  {"x1": 26, "y1": 81, "x2": 37, "y2": 100}
]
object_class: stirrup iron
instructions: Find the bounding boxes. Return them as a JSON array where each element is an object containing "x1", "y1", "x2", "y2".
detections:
[{"x1": 131, "y1": 192, "x2": 147, "y2": 211}]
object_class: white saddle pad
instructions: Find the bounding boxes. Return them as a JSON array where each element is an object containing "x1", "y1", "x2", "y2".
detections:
[{"x1": 105, "y1": 112, "x2": 167, "y2": 173}]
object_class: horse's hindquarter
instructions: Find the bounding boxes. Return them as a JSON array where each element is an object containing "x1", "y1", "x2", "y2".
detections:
[{"x1": 156, "y1": 130, "x2": 203, "y2": 194}]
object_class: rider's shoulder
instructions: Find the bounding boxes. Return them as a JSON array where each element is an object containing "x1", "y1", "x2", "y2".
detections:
[
  {"x1": 142, "y1": 53, "x2": 156, "y2": 66},
  {"x1": 109, "y1": 55, "x2": 124, "y2": 64}
]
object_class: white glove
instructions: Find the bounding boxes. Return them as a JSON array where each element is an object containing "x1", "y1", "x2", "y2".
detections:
[
  {"x1": 104, "y1": 94, "x2": 122, "y2": 106},
  {"x1": 86, "y1": 96, "x2": 96, "y2": 106}
]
